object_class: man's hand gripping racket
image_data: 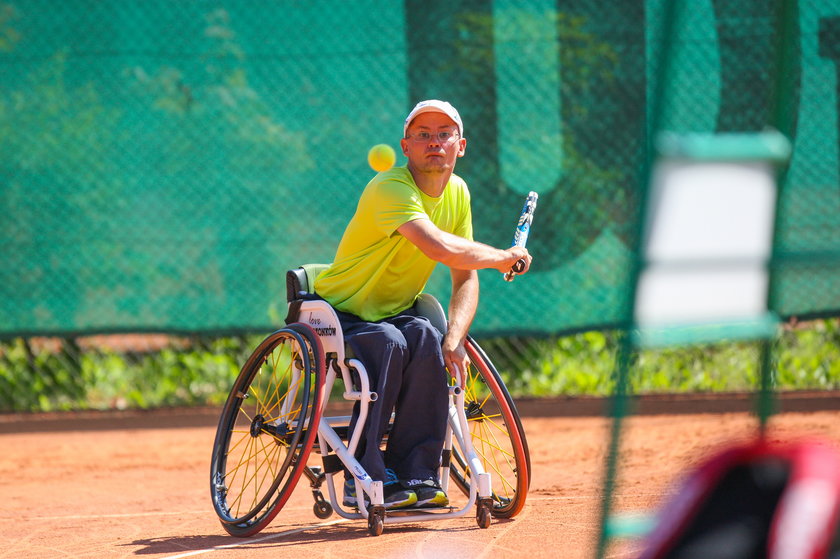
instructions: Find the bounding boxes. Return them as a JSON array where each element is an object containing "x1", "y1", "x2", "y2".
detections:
[{"x1": 504, "y1": 191, "x2": 538, "y2": 281}]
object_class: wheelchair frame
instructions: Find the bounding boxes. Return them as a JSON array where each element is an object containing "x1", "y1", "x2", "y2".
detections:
[{"x1": 210, "y1": 265, "x2": 530, "y2": 537}]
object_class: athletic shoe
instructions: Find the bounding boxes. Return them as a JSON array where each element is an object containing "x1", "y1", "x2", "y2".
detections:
[
  {"x1": 404, "y1": 478, "x2": 449, "y2": 508},
  {"x1": 383, "y1": 468, "x2": 418, "y2": 508},
  {"x1": 342, "y1": 470, "x2": 417, "y2": 510}
]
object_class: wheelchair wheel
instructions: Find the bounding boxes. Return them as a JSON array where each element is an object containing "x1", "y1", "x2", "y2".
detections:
[
  {"x1": 449, "y1": 336, "x2": 531, "y2": 518},
  {"x1": 210, "y1": 323, "x2": 325, "y2": 537}
]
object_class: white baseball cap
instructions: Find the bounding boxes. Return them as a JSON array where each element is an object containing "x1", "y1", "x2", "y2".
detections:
[{"x1": 403, "y1": 99, "x2": 464, "y2": 137}]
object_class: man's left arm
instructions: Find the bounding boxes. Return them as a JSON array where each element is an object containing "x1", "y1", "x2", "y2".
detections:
[{"x1": 442, "y1": 267, "x2": 479, "y2": 387}]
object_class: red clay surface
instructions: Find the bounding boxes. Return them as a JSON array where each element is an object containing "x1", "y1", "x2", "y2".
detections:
[{"x1": 2, "y1": 392, "x2": 838, "y2": 559}]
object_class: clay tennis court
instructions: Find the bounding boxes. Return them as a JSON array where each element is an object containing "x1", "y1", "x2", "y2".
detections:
[{"x1": 3, "y1": 392, "x2": 838, "y2": 559}]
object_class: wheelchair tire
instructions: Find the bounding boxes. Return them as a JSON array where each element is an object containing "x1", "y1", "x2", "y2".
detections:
[
  {"x1": 210, "y1": 323, "x2": 325, "y2": 537},
  {"x1": 448, "y1": 336, "x2": 531, "y2": 518}
]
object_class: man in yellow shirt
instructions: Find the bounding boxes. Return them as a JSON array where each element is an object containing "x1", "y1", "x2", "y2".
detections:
[{"x1": 316, "y1": 100, "x2": 532, "y2": 509}]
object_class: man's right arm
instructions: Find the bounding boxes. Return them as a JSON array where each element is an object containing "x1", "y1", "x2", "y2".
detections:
[{"x1": 397, "y1": 218, "x2": 531, "y2": 274}]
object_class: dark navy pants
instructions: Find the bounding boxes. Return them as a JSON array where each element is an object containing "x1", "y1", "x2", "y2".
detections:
[{"x1": 335, "y1": 305, "x2": 449, "y2": 483}]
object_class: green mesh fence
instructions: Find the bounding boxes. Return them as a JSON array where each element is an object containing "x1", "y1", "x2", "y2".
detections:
[{"x1": 2, "y1": 0, "x2": 840, "y2": 339}]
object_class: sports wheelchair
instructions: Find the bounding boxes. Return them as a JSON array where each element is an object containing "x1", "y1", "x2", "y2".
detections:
[{"x1": 210, "y1": 264, "x2": 530, "y2": 537}]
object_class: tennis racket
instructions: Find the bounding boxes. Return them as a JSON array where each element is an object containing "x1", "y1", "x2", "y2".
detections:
[{"x1": 504, "y1": 191, "x2": 538, "y2": 282}]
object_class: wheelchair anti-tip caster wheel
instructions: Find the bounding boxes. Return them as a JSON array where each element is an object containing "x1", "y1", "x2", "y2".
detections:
[
  {"x1": 367, "y1": 506, "x2": 385, "y2": 536},
  {"x1": 311, "y1": 490, "x2": 332, "y2": 519},
  {"x1": 476, "y1": 498, "x2": 493, "y2": 529},
  {"x1": 313, "y1": 500, "x2": 333, "y2": 519}
]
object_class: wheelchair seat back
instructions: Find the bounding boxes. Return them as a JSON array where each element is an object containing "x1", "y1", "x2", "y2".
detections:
[{"x1": 286, "y1": 264, "x2": 346, "y2": 358}]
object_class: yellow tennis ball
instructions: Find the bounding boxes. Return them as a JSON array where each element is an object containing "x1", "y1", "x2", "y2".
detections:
[{"x1": 368, "y1": 144, "x2": 396, "y2": 172}]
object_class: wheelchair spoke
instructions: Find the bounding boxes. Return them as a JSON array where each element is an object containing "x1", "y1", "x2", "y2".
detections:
[
  {"x1": 472, "y1": 422, "x2": 518, "y2": 495},
  {"x1": 225, "y1": 432, "x2": 278, "y2": 495}
]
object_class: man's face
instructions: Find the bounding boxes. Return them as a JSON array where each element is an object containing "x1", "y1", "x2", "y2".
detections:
[{"x1": 401, "y1": 112, "x2": 466, "y2": 176}]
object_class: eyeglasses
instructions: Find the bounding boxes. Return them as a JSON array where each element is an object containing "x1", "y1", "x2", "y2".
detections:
[{"x1": 405, "y1": 130, "x2": 460, "y2": 144}]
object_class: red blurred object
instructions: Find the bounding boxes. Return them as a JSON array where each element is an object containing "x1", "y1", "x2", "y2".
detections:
[{"x1": 638, "y1": 438, "x2": 840, "y2": 559}]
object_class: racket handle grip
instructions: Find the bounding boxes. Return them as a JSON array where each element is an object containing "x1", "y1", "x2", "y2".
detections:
[{"x1": 504, "y1": 258, "x2": 526, "y2": 282}]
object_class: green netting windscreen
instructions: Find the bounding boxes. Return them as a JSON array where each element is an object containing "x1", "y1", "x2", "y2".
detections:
[{"x1": 2, "y1": 0, "x2": 840, "y2": 338}]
